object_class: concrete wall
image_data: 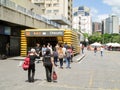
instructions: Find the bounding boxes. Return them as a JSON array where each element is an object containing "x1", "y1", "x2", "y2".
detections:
[
  {"x1": 0, "y1": 5, "x2": 57, "y2": 29},
  {"x1": 11, "y1": 0, "x2": 42, "y2": 14}
]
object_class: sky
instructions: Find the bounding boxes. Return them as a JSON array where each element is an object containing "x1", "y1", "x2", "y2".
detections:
[{"x1": 73, "y1": 0, "x2": 120, "y2": 22}]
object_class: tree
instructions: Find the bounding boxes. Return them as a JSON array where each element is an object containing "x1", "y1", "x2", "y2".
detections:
[
  {"x1": 88, "y1": 32, "x2": 102, "y2": 44},
  {"x1": 88, "y1": 33, "x2": 120, "y2": 44}
]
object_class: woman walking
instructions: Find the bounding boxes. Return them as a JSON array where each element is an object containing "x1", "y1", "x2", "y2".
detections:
[
  {"x1": 43, "y1": 49, "x2": 54, "y2": 82},
  {"x1": 58, "y1": 45, "x2": 64, "y2": 69},
  {"x1": 28, "y1": 48, "x2": 39, "y2": 82},
  {"x1": 66, "y1": 46, "x2": 72, "y2": 69}
]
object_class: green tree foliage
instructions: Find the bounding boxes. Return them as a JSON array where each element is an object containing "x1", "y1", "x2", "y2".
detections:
[
  {"x1": 88, "y1": 32, "x2": 102, "y2": 44},
  {"x1": 88, "y1": 33, "x2": 120, "y2": 44}
]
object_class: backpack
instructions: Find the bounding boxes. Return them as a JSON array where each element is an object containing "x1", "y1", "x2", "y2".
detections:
[
  {"x1": 58, "y1": 53, "x2": 64, "y2": 59},
  {"x1": 43, "y1": 55, "x2": 52, "y2": 66},
  {"x1": 53, "y1": 51, "x2": 58, "y2": 57},
  {"x1": 22, "y1": 57, "x2": 30, "y2": 71}
]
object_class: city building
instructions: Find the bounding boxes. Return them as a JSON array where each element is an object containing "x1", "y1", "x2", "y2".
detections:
[
  {"x1": 73, "y1": 6, "x2": 92, "y2": 41},
  {"x1": 0, "y1": 0, "x2": 60, "y2": 56},
  {"x1": 0, "y1": 0, "x2": 80, "y2": 57},
  {"x1": 92, "y1": 22, "x2": 102, "y2": 34},
  {"x1": 30, "y1": 0, "x2": 72, "y2": 29},
  {"x1": 103, "y1": 15, "x2": 119, "y2": 34}
]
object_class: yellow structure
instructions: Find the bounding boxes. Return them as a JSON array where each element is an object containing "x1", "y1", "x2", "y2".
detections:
[
  {"x1": 64, "y1": 30, "x2": 80, "y2": 55},
  {"x1": 20, "y1": 30, "x2": 27, "y2": 56},
  {"x1": 20, "y1": 29, "x2": 80, "y2": 56}
]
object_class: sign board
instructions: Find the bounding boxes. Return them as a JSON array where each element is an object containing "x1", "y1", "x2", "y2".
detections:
[{"x1": 25, "y1": 30, "x2": 64, "y2": 37}]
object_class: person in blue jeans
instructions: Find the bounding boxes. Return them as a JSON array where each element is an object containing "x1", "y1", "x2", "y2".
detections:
[
  {"x1": 53, "y1": 49, "x2": 58, "y2": 66},
  {"x1": 66, "y1": 46, "x2": 71, "y2": 69}
]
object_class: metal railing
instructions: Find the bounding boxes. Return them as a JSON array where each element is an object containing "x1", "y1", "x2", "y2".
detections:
[{"x1": 0, "y1": 0, "x2": 60, "y2": 28}]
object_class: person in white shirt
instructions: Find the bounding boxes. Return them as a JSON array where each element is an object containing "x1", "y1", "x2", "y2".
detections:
[
  {"x1": 62, "y1": 45, "x2": 67, "y2": 62},
  {"x1": 100, "y1": 46, "x2": 104, "y2": 56},
  {"x1": 47, "y1": 45, "x2": 53, "y2": 55}
]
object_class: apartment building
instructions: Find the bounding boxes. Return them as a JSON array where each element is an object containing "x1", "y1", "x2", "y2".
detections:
[
  {"x1": 30, "y1": 0, "x2": 72, "y2": 28},
  {"x1": 73, "y1": 6, "x2": 92, "y2": 35},
  {"x1": 92, "y1": 22, "x2": 102, "y2": 34},
  {"x1": 103, "y1": 15, "x2": 119, "y2": 34}
]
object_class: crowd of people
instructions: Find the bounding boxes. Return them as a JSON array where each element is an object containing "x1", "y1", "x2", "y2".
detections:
[{"x1": 27, "y1": 43, "x2": 74, "y2": 83}]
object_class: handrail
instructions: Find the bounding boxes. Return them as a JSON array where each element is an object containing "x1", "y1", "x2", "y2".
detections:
[{"x1": 0, "y1": 0, "x2": 61, "y2": 28}]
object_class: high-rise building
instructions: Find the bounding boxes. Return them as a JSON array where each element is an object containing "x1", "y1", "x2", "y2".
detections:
[
  {"x1": 103, "y1": 15, "x2": 119, "y2": 34},
  {"x1": 92, "y1": 22, "x2": 102, "y2": 34},
  {"x1": 73, "y1": 6, "x2": 92, "y2": 42},
  {"x1": 30, "y1": 0, "x2": 72, "y2": 28},
  {"x1": 73, "y1": 6, "x2": 92, "y2": 35}
]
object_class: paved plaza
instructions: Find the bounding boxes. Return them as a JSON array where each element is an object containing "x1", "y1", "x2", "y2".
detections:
[{"x1": 0, "y1": 49, "x2": 120, "y2": 90}]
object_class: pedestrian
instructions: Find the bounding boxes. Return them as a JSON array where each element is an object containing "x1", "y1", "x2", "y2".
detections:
[
  {"x1": 6, "y1": 43, "x2": 10, "y2": 57},
  {"x1": 58, "y1": 45, "x2": 64, "y2": 69},
  {"x1": 43, "y1": 49, "x2": 54, "y2": 82},
  {"x1": 66, "y1": 46, "x2": 71, "y2": 69},
  {"x1": 100, "y1": 46, "x2": 104, "y2": 56},
  {"x1": 62, "y1": 45, "x2": 67, "y2": 63},
  {"x1": 34, "y1": 43, "x2": 41, "y2": 63},
  {"x1": 53, "y1": 48, "x2": 58, "y2": 66},
  {"x1": 64, "y1": 43, "x2": 68, "y2": 49},
  {"x1": 47, "y1": 44, "x2": 53, "y2": 55},
  {"x1": 41, "y1": 45, "x2": 47, "y2": 56},
  {"x1": 94, "y1": 46, "x2": 97, "y2": 55},
  {"x1": 28, "y1": 48, "x2": 39, "y2": 82},
  {"x1": 81, "y1": 44, "x2": 84, "y2": 54},
  {"x1": 55, "y1": 43, "x2": 59, "y2": 51}
]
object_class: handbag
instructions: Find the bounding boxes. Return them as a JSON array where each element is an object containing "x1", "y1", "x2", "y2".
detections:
[
  {"x1": 22, "y1": 57, "x2": 30, "y2": 71},
  {"x1": 52, "y1": 68, "x2": 57, "y2": 80}
]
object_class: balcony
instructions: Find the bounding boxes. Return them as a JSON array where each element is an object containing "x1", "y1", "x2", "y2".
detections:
[{"x1": 44, "y1": 14, "x2": 71, "y2": 25}]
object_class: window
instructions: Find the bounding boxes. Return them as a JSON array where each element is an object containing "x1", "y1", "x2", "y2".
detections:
[
  {"x1": 47, "y1": 10, "x2": 52, "y2": 13},
  {"x1": 46, "y1": 4, "x2": 51, "y2": 7},
  {"x1": 54, "y1": 10, "x2": 59, "y2": 13},
  {"x1": 53, "y1": 3, "x2": 59, "y2": 7}
]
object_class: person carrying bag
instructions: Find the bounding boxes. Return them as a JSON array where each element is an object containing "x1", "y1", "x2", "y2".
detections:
[
  {"x1": 27, "y1": 48, "x2": 39, "y2": 83},
  {"x1": 43, "y1": 49, "x2": 55, "y2": 82}
]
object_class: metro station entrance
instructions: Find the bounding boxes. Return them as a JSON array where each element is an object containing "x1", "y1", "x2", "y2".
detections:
[
  {"x1": 20, "y1": 29, "x2": 80, "y2": 56},
  {"x1": 27, "y1": 37, "x2": 58, "y2": 50},
  {"x1": 20, "y1": 29, "x2": 64, "y2": 56}
]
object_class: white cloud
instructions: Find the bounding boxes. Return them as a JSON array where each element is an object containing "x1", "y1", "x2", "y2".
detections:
[
  {"x1": 112, "y1": 7, "x2": 120, "y2": 16},
  {"x1": 90, "y1": 7, "x2": 109, "y2": 22},
  {"x1": 93, "y1": 14, "x2": 109, "y2": 22},
  {"x1": 103, "y1": 0, "x2": 120, "y2": 17},
  {"x1": 90, "y1": 7, "x2": 98, "y2": 16},
  {"x1": 91, "y1": 0, "x2": 120, "y2": 22},
  {"x1": 103, "y1": 0, "x2": 120, "y2": 6}
]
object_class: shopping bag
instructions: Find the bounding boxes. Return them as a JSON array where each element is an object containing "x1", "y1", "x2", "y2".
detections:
[
  {"x1": 52, "y1": 68, "x2": 57, "y2": 80},
  {"x1": 22, "y1": 57, "x2": 30, "y2": 71}
]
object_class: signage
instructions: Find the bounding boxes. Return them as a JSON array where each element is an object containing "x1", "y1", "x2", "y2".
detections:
[{"x1": 25, "y1": 30, "x2": 64, "y2": 37}]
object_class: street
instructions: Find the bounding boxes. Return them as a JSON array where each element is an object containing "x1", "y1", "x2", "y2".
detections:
[{"x1": 0, "y1": 49, "x2": 120, "y2": 90}]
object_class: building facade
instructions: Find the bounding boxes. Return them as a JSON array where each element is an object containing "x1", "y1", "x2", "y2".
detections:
[
  {"x1": 30, "y1": 0, "x2": 73, "y2": 28},
  {"x1": 73, "y1": 6, "x2": 92, "y2": 41},
  {"x1": 73, "y1": 6, "x2": 92, "y2": 35},
  {"x1": 103, "y1": 15, "x2": 119, "y2": 34},
  {"x1": 92, "y1": 22, "x2": 102, "y2": 34},
  {"x1": 0, "y1": 0, "x2": 60, "y2": 56}
]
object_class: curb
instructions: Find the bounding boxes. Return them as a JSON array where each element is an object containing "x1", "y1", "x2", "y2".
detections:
[{"x1": 77, "y1": 54, "x2": 85, "y2": 62}]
